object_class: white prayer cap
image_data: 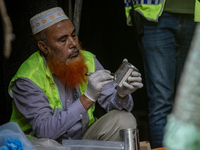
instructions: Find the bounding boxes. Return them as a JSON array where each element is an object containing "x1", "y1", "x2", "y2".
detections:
[{"x1": 30, "y1": 7, "x2": 68, "y2": 35}]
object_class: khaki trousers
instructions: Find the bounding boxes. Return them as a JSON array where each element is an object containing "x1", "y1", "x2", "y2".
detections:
[{"x1": 83, "y1": 109, "x2": 137, "y2": 141}]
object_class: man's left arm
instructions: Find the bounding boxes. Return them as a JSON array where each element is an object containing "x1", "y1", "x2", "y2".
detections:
[
  {"x1": 99, "y1": 82, "x2": 134, "y2": 112},
  {"x1": 94, "y1": 57, "x2": 143, "y2": 112}
]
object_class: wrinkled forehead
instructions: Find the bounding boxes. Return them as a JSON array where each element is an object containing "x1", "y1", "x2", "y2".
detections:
[{"x1": 30, "y1": 7, "x2": 69, "y2": 35}]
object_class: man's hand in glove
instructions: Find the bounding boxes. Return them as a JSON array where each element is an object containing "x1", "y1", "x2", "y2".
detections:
[
  {"x1": 117, "y1": 70, "x2": 143, "y2": 99},
  {"x1": 84, "y1": 70, "x2": 114, "y2": 102}
]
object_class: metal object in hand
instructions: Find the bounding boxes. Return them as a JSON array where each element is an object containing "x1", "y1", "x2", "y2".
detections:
[
  {"x1": 120, "y1": 128, "x2": 140, "y2": 150},
  {"x1": 85, "y1": 60, "x2": 139, "y2": 88},
  {"x1": 85, "y1": 72, "x2": 115, "y2": 76},
  {"x1": 114, "y1": 60, "x2": 138, "y2": 87}
]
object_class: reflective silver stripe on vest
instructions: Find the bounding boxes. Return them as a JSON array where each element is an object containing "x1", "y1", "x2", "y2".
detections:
[
  {"x1": 124, "y1": 0, "x2": 160, "y2": 7},
  {"x1": 124, "y1": 0, "x2": 131, "y2": 7}
]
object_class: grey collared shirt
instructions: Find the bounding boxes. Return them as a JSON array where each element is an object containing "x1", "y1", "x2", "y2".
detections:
[{"x1": 11, "y1": 55, "x2": 134, "y2": 141}]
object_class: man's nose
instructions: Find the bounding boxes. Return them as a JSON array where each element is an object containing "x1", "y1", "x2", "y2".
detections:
[{"x1": 68, "y1": 36, "x2": 77, "y2": 47}]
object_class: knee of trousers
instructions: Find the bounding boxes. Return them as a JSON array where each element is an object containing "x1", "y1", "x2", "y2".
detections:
[{"x1": 110, "y1": 110, "x2": 137, "y2": 129}]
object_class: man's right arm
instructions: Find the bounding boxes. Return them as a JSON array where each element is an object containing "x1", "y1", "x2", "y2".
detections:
[{"x1": 12, "y1": 78, "x2": 87, "y2": 140}]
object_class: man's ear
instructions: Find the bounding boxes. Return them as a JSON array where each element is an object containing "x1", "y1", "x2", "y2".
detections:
[{"x1": 37, "y1": 41, "x2": 48, "y2": 54}]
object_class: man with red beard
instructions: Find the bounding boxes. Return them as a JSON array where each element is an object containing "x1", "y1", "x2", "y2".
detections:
[{"x1": 8, "y1": 7, "x2": 143, "y2": 143}]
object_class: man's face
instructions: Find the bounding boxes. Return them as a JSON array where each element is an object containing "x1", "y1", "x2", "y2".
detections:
[
  {"x1": 45, "y1": 19, "x2": 79, "y2": 62},
  {"x1": 43, "y1": 19, "x2": 88, "y2": 87}
]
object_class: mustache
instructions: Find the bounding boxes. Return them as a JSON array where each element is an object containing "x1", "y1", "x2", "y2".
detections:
[{"x1": 67, "y1": 47, "x2": 80, "y2": 59}]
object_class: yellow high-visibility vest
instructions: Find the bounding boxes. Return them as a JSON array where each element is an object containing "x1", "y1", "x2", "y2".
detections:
[{"x1": 9, "y1": 50, "x2": 96, "y2": 133}]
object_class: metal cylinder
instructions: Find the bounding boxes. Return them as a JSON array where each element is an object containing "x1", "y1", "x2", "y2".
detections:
[{"x1": 120, "y1": 128, "x2": 140, "y2": 150}]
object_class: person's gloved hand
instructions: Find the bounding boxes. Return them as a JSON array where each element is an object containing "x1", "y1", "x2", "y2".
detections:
[
  {"x1": 84, "y1": 70, "x2": 114, "y2": 102},
  {"x1": 117, "y1": 60, "x2": 143, "y2": 98}
]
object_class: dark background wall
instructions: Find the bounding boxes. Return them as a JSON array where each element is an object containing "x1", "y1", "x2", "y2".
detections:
[{"x1": 0, "y1": 0, "x2": 151, "y2": 143}]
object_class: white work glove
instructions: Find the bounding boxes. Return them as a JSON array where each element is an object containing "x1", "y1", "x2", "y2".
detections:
[
  {"x1": 84, "y1": 70, "x2": 114, "y2": 102},
  {"x1": 117, "y1": 60, "x2": 143, "y2": 98}
]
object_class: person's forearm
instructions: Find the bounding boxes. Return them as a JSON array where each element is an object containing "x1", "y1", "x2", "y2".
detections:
[
  {"x1": 117, "y1": 93, "x2": 127, "y2": 100},
  {"x1": 97, "y1": 82, "x2": 133, "y2": 112},
  {"x1": 12, "y1": 79, "x2": 87, "y2": 140},
  {"x1": 80, "y1": 94, "x2": 94, "y2": 110},
  {"x1": 30, "y1": 99, "x2": 87, "y2": 139}
]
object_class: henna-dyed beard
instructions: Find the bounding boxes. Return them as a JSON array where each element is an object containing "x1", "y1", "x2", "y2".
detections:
[{"x1": 46, "y1": 49, "x2": 88, "y2": 88}]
